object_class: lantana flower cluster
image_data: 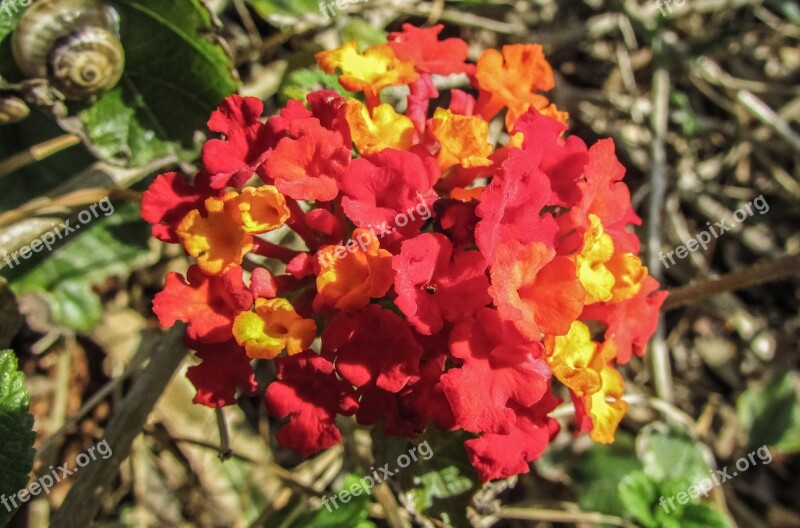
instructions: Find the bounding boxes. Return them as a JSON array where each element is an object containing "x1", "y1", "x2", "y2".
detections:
[{"x1": 142, "y1": 25, "x2": 667, "y2": 482}]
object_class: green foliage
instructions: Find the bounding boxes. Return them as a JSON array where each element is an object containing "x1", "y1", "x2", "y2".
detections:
[
  {"x1": 82, "y1": 0, "x2": 238, "y2": 165},
  {"x1": 0, "y1": 350, "x2": 36, "y2": 527},
  {"x1": 9, "y1": 201, "x2": 153, "y2": 331},
  {"x1": 386, "y1": 431, "x2": 476, "y2": 528},
  {"x1": 570, "y1": 432, "x2": 643, "y2": 515},
  {"x1": 246, "y1": 0, "x2": 321, "y2": 23},
  {"x1": 639, "y1": 427, "x2": 710, "y2": 489},
  {"x1": 569, "y1": 427, "x2": 734, "y2": 528},
  {"x1": 279, "y1": 68, "x2": 349, "y2": 105},
  {"x1": 0, "y1": 0, "x2": 237, "y2": 174},
  {"x1": 738, "y1": 372, "x2": 800, "y2": 452},
  {"x1": 291, "y1": 474, "x2": 375, "y2": 528}
]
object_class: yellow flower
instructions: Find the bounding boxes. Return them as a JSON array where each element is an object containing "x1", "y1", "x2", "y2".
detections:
[
  {"x1": 343, "y1": 100, "x2": 415, "y2": 156},
  {"x1": 430, "y1": 108, "x2": 493, "y2": 172},
  {"x1": 545, "y1": 321, "x2": 602, "y2": 394},
  {"x1": 233, "y1": 298, "x2": 317, "y2": 359},
  {"x1": 316, "y1": 42, "x2": 418, "y2": 109},
  {"x1": 584, "y1": 364, "x2": 629, "y2": 444},
  {"x1": 575, "y1": 214, "x2": 615, "y2": 304}
]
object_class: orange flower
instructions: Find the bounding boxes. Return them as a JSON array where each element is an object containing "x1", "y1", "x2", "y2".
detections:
[
  {"x1": 606, "y1": 251, "x2": 648, "y2": 303},
  {"x1": 233, "y1": 298, "x2": 317, "y2": 359},
  {"x1": 177, "y1": 187, "x2": 291, "y2": 275},
  {"x1": 177, "y1": 196, "x2": 253, "y2": 275},
  {"x1": 316, "y1": 228, "x2": 394, "y2": 311},
  {"x1": 316, "y1": 42, "x2": 418, "y2": 110},
  {"x1": 489, "y1": 241, "x2": 584, "y2": 340},
  {"x1": 474, "y1": 44, "x2": 564, "y2": 130},
  {"x1": 223, "y1": 186, "x2": 290, "y2": 234},
  {"x1": 343, "y1": 100, "x2": 415, "y2": 156},
  {"x1": 430, "y1": 108, "x2": 493, "y2": 172}
]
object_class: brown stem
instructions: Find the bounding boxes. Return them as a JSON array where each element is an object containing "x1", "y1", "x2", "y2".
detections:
[
  {"x1": 663, "y1": 253, "x2": 800, "y2": 311},
  {"x1": 51, "y1": 325, "x2": 186, "y2": 528}
]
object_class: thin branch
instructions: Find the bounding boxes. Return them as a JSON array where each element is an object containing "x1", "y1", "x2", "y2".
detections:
[
  {"x1": 51, "y1": 325, "x2": 187, "y2": 528},
  {"x1": 663, "y1": 253, "x2": 800, "y2": 311}
]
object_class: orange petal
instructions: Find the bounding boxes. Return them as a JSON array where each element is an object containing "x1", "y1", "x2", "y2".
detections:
[
  {"x1": 316, "y1": 228, "x2": 394, "y2": 311},
  {"x1": 224, "y1": 186, "x2": 291, "y2": 234},
  {"x1": 177, "y1": 197, "x2": 253, "y2": 275},
  {"x1": 430, "y1": 108, "x2": 493, "y2": 172}
]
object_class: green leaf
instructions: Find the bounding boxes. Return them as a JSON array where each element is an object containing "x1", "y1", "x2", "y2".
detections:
[
  {"x1": 369, "y1": 429, "x2": 474, "y2": 527},
  {"x1": 279, "y1": 68, "x2": 349, "y2": 105},
  {"x1": 639, "y1": 427, "x2": 709, "y2": 490},
  {"x1": 9, "y1": 201, "x2": 153, "y2": 331},
  {"x1": 618, "y1": 471, "x2": 659, "y2": 527},
  {"x1": 293, "y1": 474, "x2": 375, "y2": 528},
  {"x1": 737, "y1": 372, "x2": 800, "y2": 452},
  {"x1": 569, "y1": 432, "x2": 643, "y2": 517},
  {"x1": 246, "y1": 0, "x2": 321, "y2": 24},
  {"x1": 0, "y1": 350, "x2": 36, "y2": 527},
  {"x1": 0, "y1": 0, "x2": 24, "y2": 44},
  {"x1": 77, "y1": 0, "x2": 238, "y2": 165},
  {"x1": 340, "y1": 19, "x2": 387, "y2": 48},
  {"x1": 675, "y1": 503, "x2": 734, "y2": 528}
]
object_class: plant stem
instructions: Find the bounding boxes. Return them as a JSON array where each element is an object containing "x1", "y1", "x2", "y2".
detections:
[{"x1": 663, "y1": 253, "x2": 800, "y2": 311}]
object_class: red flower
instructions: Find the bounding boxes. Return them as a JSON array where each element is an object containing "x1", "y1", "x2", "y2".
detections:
[
  {"x1": 434, "y1": 198, "x2": 479, "y2": 247},
  {"x1": 186, "y1": 340, "x2": 258, "y2": 408},
  {"x1": 475, "y1": 149, "x2": 558, "y2": 260},
  {"x1": 560, "y1": 139, "x2": 641, "y2": 254},
  {"x1": 265, "y1": 351, "x2": 359, "y2": 458},
  {"x1": 513, "y1": 109, "x2": 588, "y2": 208},
  {"x1": 393, "y1": 233, "x2": 490, "y2": 334},
  {"x1": 464, "y1": 395, "x2": 560, "y2": 482},
  {"x1": 262, "y1": 117, "x2": 351, "y2": 202},
  {"x1": 355, "y1": 385, "x2": 419, "y2": 438},
  {"x1": 388, "y1": 24, "x2": 473, "y2": 76},
  {"x1": 141, "y1": 172, "x2": 208, "y2": 243},
  {"x1": 405, "y1": 75, "x2": 439, "y2": 132},
  {"x1": 582, "y1": 276, "x2": 668, "y2": 364},
  {"x1": 440, "y1": 309, "x2": 551, "y2": 433},
  {"x1": 339, "y1": 149, "x2": 438, "y2": 245},
  {"x1": 202, "y1": 95, "x2": 278, "y2": 189},
  {"x1": 322, "y1": 305, "x2": 423, "y2": 393},
  {"x1": 153, "y1": 265, "x2": 253, "y2": 343}
]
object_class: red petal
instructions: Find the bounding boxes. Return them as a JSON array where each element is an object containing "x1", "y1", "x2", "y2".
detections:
[{"x1": 153, "y1": 265, "x2": 253, "y2": 343}]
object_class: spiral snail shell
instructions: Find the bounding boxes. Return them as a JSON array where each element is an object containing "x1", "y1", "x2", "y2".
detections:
[{"x1": 12, "y1": 0, "x2": 125, "y2": 101}]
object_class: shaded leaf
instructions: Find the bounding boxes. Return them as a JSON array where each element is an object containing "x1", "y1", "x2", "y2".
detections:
[
  {"x1": 0, "y1": 350, "x2": 36, "y2": 527},
  {"x1": 10, "y1": 201, "x2": 153, "y2": 331},
  {"x1": 737, "y1": 372, "x2": 800, "y2": 452}
]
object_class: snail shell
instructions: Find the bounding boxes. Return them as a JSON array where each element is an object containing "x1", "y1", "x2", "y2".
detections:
[
  {"x1": 0, "y1": 95, "x2": 30, "y2": 125},
  {"x1": 12, "y1": 0, "x2": 125, "y2": 101}
]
